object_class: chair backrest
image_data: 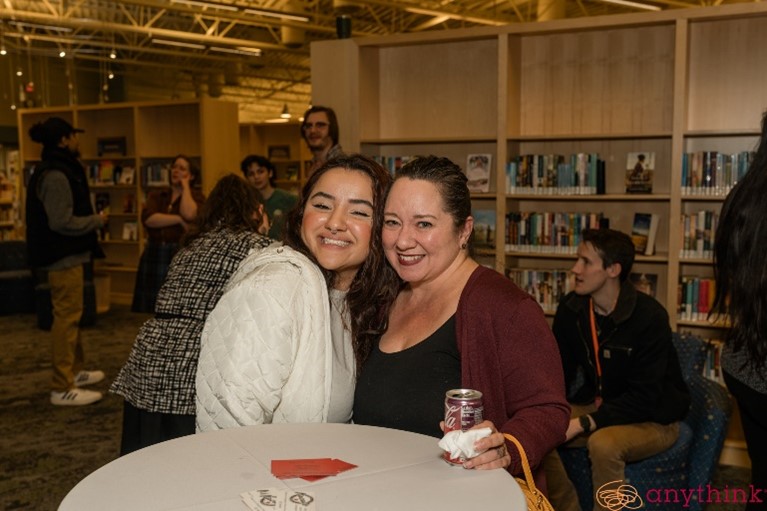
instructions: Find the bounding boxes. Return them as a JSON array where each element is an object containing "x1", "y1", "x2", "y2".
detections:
[{"x1": 672, "y1": 333, "x2": 732, "y2": 489}]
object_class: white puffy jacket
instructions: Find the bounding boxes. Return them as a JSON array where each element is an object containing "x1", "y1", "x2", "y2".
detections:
[{"x1": 195, "y1": 244, "x2": 332, "y2": 431}]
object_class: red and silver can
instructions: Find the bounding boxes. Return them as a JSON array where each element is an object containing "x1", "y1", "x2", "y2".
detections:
[{"x1": 443, "y1": 388, "x2": 484, "y2": 464}]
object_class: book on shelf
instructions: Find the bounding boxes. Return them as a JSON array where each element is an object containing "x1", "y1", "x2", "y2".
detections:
[
  {"x1": 122, "y1": 193, "x2": 136, "y2": 214},
  {"x1": 143, "y1": 163, "x2": 170, "y2": 187},
  {"x1": 119, "y1": 166, "x2": 135, "y2": 185},
  {"x1": 629, "y1": 272, "x2": 658, "y2": 298},
  {"x1": 630, "y1": 212, "x2": 659, "y2": 256},
  {"x1": 506, "y1": 268, "x2": 574, "y2": 313},
  {"x1": 678, "y1": 276, "x2": 717, "y2": 322},
  {"x1": 371, "y1": 156, "x2": 413, "y2": 176},
  {"x1": 472, "y1": 208, "x2": 496, "y2": 248},
  {"x1": 122, "y1": 221, "x2": 138, "y2": 241},
  {"x1": 679, "y1": 210, "x2": 718, "y2": 259},
  {"x1": 92, "y1": 192, "x2": 111, "y2": 214},
  {"x1": 625, "y1": 152, "x2": 654, "y2": 194},
  {"x1": 466, "y1": 154, "x2": 492, "y2": 193}
]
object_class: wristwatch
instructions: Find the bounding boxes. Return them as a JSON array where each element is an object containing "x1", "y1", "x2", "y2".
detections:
[{"x1": 579, "y1": 415, "x2": 593, "y2": 434}]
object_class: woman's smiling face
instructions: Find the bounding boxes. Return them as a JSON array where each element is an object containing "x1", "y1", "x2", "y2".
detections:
[{"x1": 300, "y1": 167, "x2": 375, "y2": 290}]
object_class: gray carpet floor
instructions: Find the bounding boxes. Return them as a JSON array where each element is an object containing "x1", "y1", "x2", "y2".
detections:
[{"x1": 0, "y1": 305, "x2": 754, "y2": 510}]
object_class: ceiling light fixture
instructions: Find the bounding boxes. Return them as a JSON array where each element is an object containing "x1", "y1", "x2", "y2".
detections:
[
  {"x1": 280, "y1": 104, "x2": 291, "y2": 119},
  {"x1": 110, "y1": 49, "x2": 116, "y2": 59},
  {"x1": 209, "y1": 46, "x2": 262, "y2": 56},
  {"x1": 243, "y1": 8, "x2": 310, "y2": 22},
  {"x1": 152, "y1": 39, "x2": 206, "y2": 50},
  {"x1": 597, "y1": 0, "x2": 661, "y2": 10},
  {"x1": 0, "y1": 45, "x2": 6, "y2": 56},
  {"x1": 170, "y1": 0, "x2": 239, "y2": 12},
  {"x1": 59, "y1": 50, "x2": 66, "y2": 57}
]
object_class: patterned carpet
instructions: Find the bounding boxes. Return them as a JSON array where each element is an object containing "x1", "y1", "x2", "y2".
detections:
[{"x1": 0, "y1": 305, "x2": 753, "y2": 511}]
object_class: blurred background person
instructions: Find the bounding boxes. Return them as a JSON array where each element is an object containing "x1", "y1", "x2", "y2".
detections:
[
  {"x1": 302, "y1": 106, "x2": 344, "y2": 176},
  {"x1": 712, "y1": 111, "x2": 767, "y2": 509},
  {"x1": 196, "y1": 154, "x2": 398, "y2": 430},
  {"x1": 112, "y1": 174, "x2": 272, "y2": 454},
  {"x1": 240, "y1": 154, "x2": 297, "y2": 241},
  {"x1": 353, "y1": 155, "x2": 569, "y2": 487},
  {"x1": 132, "y1": 154, "x2": 205, "y2": 313},
  {"x1": 26, "y1": 117, "x2": 107, "y2": 406}
]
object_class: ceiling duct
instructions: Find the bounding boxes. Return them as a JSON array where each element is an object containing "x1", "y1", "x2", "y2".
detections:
[
  {"x1": 281, "y1": 25, "x2": 305, "y2": 48},
  {"x1": 332, "y1": 0, "x2": 362, "y2": 15}
]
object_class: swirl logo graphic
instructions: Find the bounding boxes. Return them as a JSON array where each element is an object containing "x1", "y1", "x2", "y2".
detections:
[{"x1": 595, "y1": 480, "x2": 644, "y2": 510}]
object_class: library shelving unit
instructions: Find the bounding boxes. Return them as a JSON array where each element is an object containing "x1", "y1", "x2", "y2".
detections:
[
  {"x1": 311, "y1": 1, "x2": 767, "y2": 467},
  {"x1": 239, "y1": 122, "x2": 312, "y2": 194},
  {"x1": 0, "y1": 148, "x2": 21, "y2": 241},
  {"x1": 17, "y1": 98, "x2": 240, "y2": 305}
]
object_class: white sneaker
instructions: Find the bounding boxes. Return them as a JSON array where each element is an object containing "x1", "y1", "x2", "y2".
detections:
[
  {"x1": 74, "y1": 370, "x2": 105, "y2": 387},
  {"x1": 51, "y1": 389, "x2": 103, "y2": 406}
]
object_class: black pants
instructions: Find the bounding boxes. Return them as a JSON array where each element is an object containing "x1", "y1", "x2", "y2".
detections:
[
  {"x1": 723, "y1": 370, "x2": 767, "y2": 511},
  {"x1": 120, "y1": 400, "x2": 195, "y2": 456}
]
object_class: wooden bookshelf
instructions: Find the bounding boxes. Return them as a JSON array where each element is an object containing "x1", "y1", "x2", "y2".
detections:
[
  {"x1": 17, "y1": 98, "x2": 239, "y2": 304},
  {"x1": 312, "y1": 2, "x2": 767, "y2": 468}
]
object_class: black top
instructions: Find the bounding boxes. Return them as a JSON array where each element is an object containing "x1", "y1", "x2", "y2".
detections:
[{"x1": 353, "y1": 315, "x2": 461, "y2": 438}]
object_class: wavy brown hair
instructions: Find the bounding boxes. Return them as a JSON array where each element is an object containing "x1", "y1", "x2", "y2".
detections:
[
  {"x1": 284, "y1": 154, "x2": 400, "y2": 372},
  {"x1": 181, "y1": 173, "x2": 266, "y2": 247}
]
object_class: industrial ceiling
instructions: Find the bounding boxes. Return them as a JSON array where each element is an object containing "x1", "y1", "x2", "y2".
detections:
[{"x1": 0, "y1": 0, "x2": 755, "y2": 122}]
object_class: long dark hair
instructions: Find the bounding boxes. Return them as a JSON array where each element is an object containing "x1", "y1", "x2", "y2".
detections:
[
  {"x1": 181, "y1": 174, "x2": 266, "y2": 247},
  {"x1": 284, "y1": 154, "x2": 400, "y2": 372},
  {"x1": 712, "y1": 111, "x2": 767, "y2": 371}
]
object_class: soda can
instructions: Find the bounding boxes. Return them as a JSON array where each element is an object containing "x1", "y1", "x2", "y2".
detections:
[{"x1": 443, "y1": 388, "x2": 484, "y2": 465}]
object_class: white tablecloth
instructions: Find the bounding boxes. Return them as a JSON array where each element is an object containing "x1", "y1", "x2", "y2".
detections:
[{"x1": 59, "y1": 423, "x2": 525, "y2": 510}]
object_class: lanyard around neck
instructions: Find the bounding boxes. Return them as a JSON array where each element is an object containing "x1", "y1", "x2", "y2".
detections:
[{"x1": 588, "y1": 298, "x2": 603, "y2": 399}]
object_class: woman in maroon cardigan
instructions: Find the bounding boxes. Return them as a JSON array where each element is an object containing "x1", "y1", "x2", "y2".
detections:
[{"x1": 353, "y1": 155, "x2": 569, "y2": 489}]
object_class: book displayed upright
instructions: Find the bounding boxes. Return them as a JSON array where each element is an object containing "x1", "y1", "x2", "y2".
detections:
[
  {"x1": 631, "y1": 212, "x2": 660, "y2": 256},
  {"x1": 472, "y1": 208, "x2": 496, "y2": 247},
  {"x1": 466, "y1": 154, "x2": 492, "y2": 193},
  {"x1": 625, "y1": 152, "x2": 655, "y2": 194}
]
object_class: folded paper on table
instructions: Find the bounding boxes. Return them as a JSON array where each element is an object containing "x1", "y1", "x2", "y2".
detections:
[{"x1": 437, "y1": 427, "x2": 492, "y2": 459}]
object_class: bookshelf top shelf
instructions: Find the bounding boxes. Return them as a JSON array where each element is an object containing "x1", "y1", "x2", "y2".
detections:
[
  {"x1": 510, "y1": 132, "x2": 673, "y2": 142},
  {"x1": 684, "y1": 129, "x2": 761, "y2": 138},
  {"x1": 505, "y1": 251, "x2": 670, "y2": 263},
  {"x1": 507, "y1": 194, "x2": 671, "y2": 202},
  {"x1": 361, "y1": 136, "x2": 497, "y2": 145}
]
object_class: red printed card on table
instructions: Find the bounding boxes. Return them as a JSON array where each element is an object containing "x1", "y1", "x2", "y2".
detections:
[{"x1": 271, "y1": 458, "x2": 357, "y2": 482}]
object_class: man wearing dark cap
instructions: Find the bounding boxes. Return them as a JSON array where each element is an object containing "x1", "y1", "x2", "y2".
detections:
[{"x1": 26, "y1": 116, "x2": 108, "y2": 406}]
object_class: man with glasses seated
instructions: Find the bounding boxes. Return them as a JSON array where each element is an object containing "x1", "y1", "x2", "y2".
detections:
[{"x1": 302, "y1": 106, "x2": 344, "y2": 176}]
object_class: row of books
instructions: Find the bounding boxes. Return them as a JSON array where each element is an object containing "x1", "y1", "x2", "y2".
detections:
[
  {"x1": 91, "y1": 192, "x2": 137, "y2": 214},
  {"x1": 143, "y1": 163, "x2": 171, "y2": 187},
  {"x1": 678, "y1": 276, "x2": 717, "y2": 322},
  {"x1": 370, "y1": 156, "x2": 414, "y2": 177},
  {"x1": 679, "y1": 210, "x2": 719, "y2": 260},
  {"x1": 505, "y1": 269, "x2": 575, "y2": 312},
  {"x1": 86, "y1": 161, "x2": 135, "y2": 186},
  {"x1": 680, "y1": 151, "x2": 753, "y2": 196},
  {"x1": 371, "y1": 154, "x2": 495, "y2": 193},
  {"x1": 508, "y1": 270, "x2": 659, "y2": 313},
  {"x1": 702, "y1": 339, "x2": 726, "y2": 387},
  {"x1": 504, "y1": 211, "x2": 609, "y2": 253},
  {"x1": 505, "y1": 153, "x2": 606, "y2": 195}
]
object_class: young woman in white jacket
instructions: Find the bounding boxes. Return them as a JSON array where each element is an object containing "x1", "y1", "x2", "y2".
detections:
[{"x1": 196, "y1": 154, "x2": 399, "y2": 430}]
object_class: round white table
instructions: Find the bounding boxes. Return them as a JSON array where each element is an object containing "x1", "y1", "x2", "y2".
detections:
[{"x1": 59, "y1": 423, "x2": 525, "y2": 510}]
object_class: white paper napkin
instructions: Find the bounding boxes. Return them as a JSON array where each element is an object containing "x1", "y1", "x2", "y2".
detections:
[{"x1": 437, "y1": 427, "x2": 492, "y2": 460}]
